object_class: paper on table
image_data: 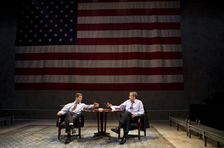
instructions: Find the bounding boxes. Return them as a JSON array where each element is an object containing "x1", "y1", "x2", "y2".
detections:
[{"x1": 111, "y1": 106, "x2": 115, "y2": 111}]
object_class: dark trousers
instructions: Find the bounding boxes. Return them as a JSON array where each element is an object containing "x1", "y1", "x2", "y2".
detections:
[
  {"x1": 65, "y1": 112, "x2": 80, "y2": 133},
  {"x1": 119, "y1": 111, "x2": 138, "y2": 136}
]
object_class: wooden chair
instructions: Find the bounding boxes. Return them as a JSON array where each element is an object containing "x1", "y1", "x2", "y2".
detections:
[
  {"x1": 118, "y1": 106, "x2": 149, "y2": 140},
  {"x1": 56, "y1": 105, "x2": 84, "y2": 139}
]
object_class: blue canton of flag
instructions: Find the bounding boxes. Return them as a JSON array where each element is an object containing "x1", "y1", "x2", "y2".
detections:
[{"x1": 16, "y1": 0, "x2": 78, "y2": 46}]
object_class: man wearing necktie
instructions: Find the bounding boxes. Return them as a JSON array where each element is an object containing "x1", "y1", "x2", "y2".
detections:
[
  {"x1": 57, "y1": 93, "x2": 99, "y2": 144},
  {"x1": 107, "y1": 92, "x2": 144, "y2": 144}
]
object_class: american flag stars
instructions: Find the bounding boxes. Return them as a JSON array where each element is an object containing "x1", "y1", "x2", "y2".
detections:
[{"x1": 16, "y1": 0, "x2": 77, "y2": 46}]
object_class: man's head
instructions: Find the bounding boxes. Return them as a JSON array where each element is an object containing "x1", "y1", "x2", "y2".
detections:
[
  {"x1": 129, "y1": 91, "x2": 138, "y2": 101},
  {"x1": 75, "y1": 93, "x2": 83, "y2": 103}
]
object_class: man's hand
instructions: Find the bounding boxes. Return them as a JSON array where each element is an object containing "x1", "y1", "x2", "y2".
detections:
[
  {"x1": 93, "y1": 102, "x2": 99, "y2": 107},
  {"x1": 107, "y1": 102, "x2": 112, "y2": 108},
  {"x1": 57, "y1": 111, "x2": 62, "y2": 116},
  {"x1": 131, "y1": 113, "x2": 136, "y2": 118}
]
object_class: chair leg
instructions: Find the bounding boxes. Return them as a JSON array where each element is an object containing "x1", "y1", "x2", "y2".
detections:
[
  {"x1": 58, "y1": 128, "x2": 61, "y2": 140},
  {"x1": 144, "y1": 129, "x2": 146, "y2": 136},
  {"x1": 204, "y1": 136, "x2": 207, "y2": 147},
  {"x1": 79, "y1": 126, "x2": 81, "y2": 139},
  {"x1": 217, "y1": 141, "x2": 220, "y2": 147},
  {"x1": 58, "y1": 117, "x2": 61, "y2": 140},
  {"x1": 79, "y1": 116, "x2": 81, "y2": 139},
  {"x1": 138, "y1": 127, "x2": 140, "y2": 140}
]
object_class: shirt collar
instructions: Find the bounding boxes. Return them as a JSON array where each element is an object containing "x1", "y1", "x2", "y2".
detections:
[
  {"x1": 130, "y1": 99, "x2": 137, "y2": 103},
  {"x1": 74, "y1": 101, "x2": 80, "y2": 104}
]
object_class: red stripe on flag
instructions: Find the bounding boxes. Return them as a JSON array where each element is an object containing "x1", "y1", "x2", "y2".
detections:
[
  {"x1": 78, "y1": 8, "x2": 180, "y2": 16},
  {"x1": 77, "y1": 22, "x2": 180, "y2": 31},
  {"x1": 77, "y1": 37, "x2": 181, "y2": 45},
  {"x1": 15, "y1": 67, "x2": 183, "y2": 75},
  {"x1": 15, "y1": 52, "x2": 182, "y2": 60},
  {"x1": 14, "y1": 83, "x2": 184, "y2": 90},
  {"x1": 79, "y1": 0, "x2": 180, "y2": 3}
]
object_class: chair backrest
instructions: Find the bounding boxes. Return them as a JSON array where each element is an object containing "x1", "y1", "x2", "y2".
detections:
[
  {"x1": 142, "y1": 105, "x2": 150, "y2": 128},
  {"x1": 139, "y1": 106, "x2": 146, "y2": 123},
  {"x1": 79, "y1": 114, "x2": 85, "y2": 127}
]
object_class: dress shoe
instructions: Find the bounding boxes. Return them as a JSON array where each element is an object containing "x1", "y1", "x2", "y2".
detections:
[
  {"x1": 119, "y1": 137, "x2": 127, "y2": 144},
  {"x1": 111, "y1": 127, "x2": 120, "y2": 134},
  {"x1": 65, "y1": 137, "x2": 71, "y2": 144}
]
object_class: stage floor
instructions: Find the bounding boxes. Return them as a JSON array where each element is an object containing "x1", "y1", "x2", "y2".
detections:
[{"x1": 0, "y1": 120, "x2": 223, "y2": 148}]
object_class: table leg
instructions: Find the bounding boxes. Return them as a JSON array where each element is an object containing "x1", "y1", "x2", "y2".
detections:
[
  {"x1": 93, "y1": 112, "x2": 110, "y2": 138},
  {"x1": 94, "y1": 112, "x2": 101, "y2": 137},
  {"x1": 97, "y1": 112, "x2": 99, "y2": 132},
  {"x1": 105, "y1": 112, "x2": 111, "y2": 139},
  {"x1": 101, "y1": 112, "x2": 103, "y2": 133},
  {"x1": 104, "y1": 112, "x2": 107, "y2": 132}
]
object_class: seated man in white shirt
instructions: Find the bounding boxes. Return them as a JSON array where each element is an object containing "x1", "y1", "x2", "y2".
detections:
[
  {"x1": 57, "y1": 93, "x2": 99, "y2": 144},
  {"x1": 107, "y1": 92, "x2": 144, "y2": 144}
]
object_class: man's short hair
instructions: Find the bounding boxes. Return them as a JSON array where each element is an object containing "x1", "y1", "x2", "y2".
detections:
[
  {"x1": 75, "y1": 93, "x2": 82, "y2": 98},
  {"x1": 130, "y1": 92, "x2": 138, "y2": 98}
]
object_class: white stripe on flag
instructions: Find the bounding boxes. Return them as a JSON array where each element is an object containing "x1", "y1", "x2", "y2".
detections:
[
  {"x1": 15, "y1": 75, "x2": 184, "y2": 83},
  {"x1": 15, "y1": 59, "x2": 183, "y2": 68},
  {"x1": 15, "y1": 45, "x2": 182, "y2": 53},
  {"x1": 78, "y1": 2, "x2": 180, "y2": 10},
  {"x1": 77, "y1": 30, "x2": 181, "y2": 38},
  {"x1": 78, "y1": 15, "x2": 180, "y2": 24}
]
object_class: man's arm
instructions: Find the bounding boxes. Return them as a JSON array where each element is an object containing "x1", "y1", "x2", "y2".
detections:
[
  {"x1": 57, "y1": 104, "x2": 70, "y2": 116},
  {"x1": 107, "y1": 100, "x2": 127, "y2": 110},
  {"x1": 83, "y1": 102, "x2": 99, "y2": 109},
  {"x1": 133, "y1": 101, "x2": 144, "y2": 117}
]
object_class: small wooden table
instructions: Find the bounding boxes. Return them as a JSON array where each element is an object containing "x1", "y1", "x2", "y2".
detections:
[{"x1": 82, "y1": 109, "x2": 121, "y2": 138}]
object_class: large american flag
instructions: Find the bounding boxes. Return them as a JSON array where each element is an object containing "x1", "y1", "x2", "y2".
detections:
[{"x1": 15, "y1": 0, "x2": 184, "y2": 91}]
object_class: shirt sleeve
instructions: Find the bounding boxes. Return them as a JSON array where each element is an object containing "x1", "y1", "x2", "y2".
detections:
[
  {"x1": 59, "y1": 104, "x2": 70, "y2": 115},
  {"x1": 83, "y1": 104, "x2": 94, "y2": 110},
  {"x1": 135, "y1": 101, "x2": 144, "y2": 116},
  {"x1": 113, "y1": 100, "x2": 127, "y2": 110}
]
